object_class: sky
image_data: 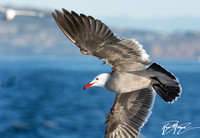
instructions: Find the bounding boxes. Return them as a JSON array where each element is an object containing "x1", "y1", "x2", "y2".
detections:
[
  {"x1": 0, "y1": 0, "x2": 200, "y2": 19},
  {"x1": 0, "y1": 0, "x2": 200, "y2": 32}
]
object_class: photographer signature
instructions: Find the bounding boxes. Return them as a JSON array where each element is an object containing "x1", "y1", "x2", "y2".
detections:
[{"x1": 161, "y1": 120, "x2": 200, "y2": 135}]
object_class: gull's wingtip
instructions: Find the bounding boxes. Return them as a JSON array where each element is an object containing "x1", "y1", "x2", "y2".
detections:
[
  {"x1": 62, "y1": 8, "x2": 67, "y2": 13},
  {"x1": 62, "y1": 8, "x2": 70, "y2": 13},
  {"x1": 52, "y1": 12, "x2": 56, "y2": 18},
  {"x1": 54, "y1": 9, "x2": 63, "y2": 16}
]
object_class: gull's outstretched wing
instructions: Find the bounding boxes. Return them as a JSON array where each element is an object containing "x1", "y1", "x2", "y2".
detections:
[
  {"x1": 104, "y1": 88, "x2": 155, "y2": 138},
  {"x1": 52, "y1": 9, "x2": 151, "y2": 71}
]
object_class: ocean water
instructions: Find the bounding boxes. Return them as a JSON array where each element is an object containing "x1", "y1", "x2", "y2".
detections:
[{"x1": 0, "y1": 57, "x2": 200, "y2": 138}]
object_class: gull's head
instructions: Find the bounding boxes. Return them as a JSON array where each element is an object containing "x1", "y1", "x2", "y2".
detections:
[{"x1": 84, "y1": 73, "x2": 110, "y2": 90}]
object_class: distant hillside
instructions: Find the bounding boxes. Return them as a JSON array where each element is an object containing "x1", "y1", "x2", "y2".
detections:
[
  {"x1": 113, "y1": 28, "x2": 200, "y2": 59},
  {"x1": 0, "y1": 15, "x2": 199, "y2": 60}
]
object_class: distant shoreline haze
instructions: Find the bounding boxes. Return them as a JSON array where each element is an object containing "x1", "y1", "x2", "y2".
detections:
[{"x1": 0, "y1": 10, "x2": 199, "y2": 60}]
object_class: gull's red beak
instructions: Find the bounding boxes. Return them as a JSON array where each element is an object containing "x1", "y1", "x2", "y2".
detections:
[{"x1": 84, "y1": 82, "x2": 95, "y2": 90}]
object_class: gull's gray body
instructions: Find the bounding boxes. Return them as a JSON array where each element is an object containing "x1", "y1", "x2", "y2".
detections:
[
  {"x1": 105, "y1": 71, "x2": 152, "y2": 93},
  {"x1": 52, "y1": 9, "x2": 182, "y2": 138}
]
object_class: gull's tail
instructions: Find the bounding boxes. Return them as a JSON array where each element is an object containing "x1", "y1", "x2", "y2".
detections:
[{"x1": 148, "y1": 63, "x2": 182, "y2": 103}]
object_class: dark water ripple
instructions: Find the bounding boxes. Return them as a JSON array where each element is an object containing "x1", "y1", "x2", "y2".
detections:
[{"x1": 0, "y1": 58, "x2": 199, "y2": 138}]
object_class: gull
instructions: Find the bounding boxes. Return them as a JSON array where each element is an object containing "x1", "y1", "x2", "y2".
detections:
[
  {"x1": 0, "y1": 6, "x2": 44, "y2": 21},
  {"x1": 52, "y1": 9, "x2": 182, "y2": 138}
]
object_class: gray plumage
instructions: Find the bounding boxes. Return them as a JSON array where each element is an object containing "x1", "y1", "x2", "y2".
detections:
[
  {"x1": 52, "y1": 9, "x2": 182, "y2": 138},
  {"x1": 52, "y1": 9, "x2": 150, "y2": 71},
  {"x1": 104, "y1": 88, "x2": 155, "y2": 138}
]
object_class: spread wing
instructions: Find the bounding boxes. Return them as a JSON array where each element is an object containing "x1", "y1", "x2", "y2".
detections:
[
  {"x1": 52, "y1": 9, "x2": 151, "y2": 71},
  {"x1": 104, "y1": 88, "x2": 155, "y2": 138}
]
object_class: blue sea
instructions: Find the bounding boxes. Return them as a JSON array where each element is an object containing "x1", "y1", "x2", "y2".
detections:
[{"x1": 0, "y1": 57, "x2": 200, "y2": 138}]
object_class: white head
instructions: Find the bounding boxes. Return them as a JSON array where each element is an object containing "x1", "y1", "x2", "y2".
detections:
[{"x1": 84, "y1": 73, "x2": 110, "y2": 89}]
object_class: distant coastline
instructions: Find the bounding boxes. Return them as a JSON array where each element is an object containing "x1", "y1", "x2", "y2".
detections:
[{"x1": 0, "y1": 6, "x2": 199, "y2": 60}]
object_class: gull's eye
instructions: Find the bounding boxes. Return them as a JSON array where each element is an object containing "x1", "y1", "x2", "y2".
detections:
[{"x1": 96, "y1": 78, "x2": 99, "y2": 80}]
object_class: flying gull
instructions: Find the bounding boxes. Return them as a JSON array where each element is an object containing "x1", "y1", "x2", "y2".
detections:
[
  {"x1": 52, "y1": 9, "x2": 182, "y2": 138},
  {"x1": 0, "y1": 7, "x2": 45, "y2": 21}
]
